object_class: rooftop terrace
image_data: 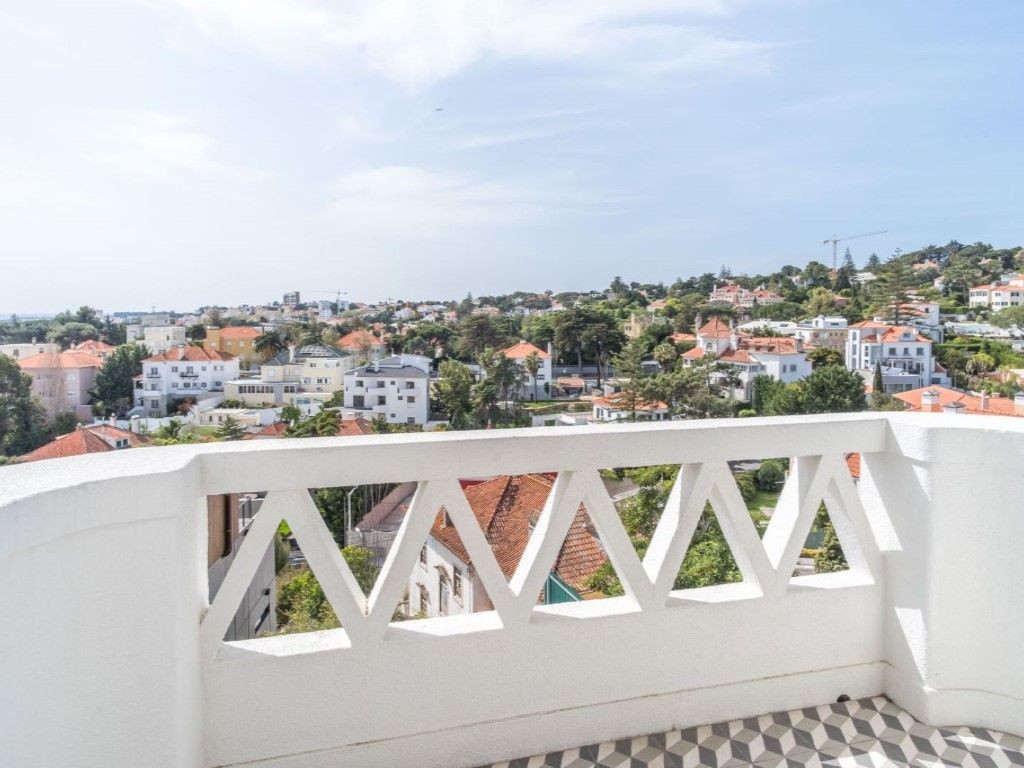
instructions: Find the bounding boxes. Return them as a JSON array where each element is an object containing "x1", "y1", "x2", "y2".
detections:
[{"x1": 2, "y1": 413, "x2": 1022, "y2": 767}]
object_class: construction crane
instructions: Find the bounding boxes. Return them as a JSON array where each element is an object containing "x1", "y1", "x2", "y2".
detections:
[{"x1": 823, "y1": 230, "x2": 888, "y2": 273}]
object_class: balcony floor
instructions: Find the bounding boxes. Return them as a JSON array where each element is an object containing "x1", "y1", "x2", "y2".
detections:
[{"x1": 484, "y1": 696, "x2": 1023, "y2": 768}]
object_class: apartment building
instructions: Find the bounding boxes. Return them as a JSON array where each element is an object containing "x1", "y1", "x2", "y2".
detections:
[
  {"x1": 342, "y1": 354, "x2": 431, "y2": 425},
  {"x1": 845, "y1": 321, "x2": 950, "y2": 393},
  {"x1": 17, "y1": 350, "x2": 104, "y2": 420},
  {"x1": 708, "y1": 283, "x2": 784, "y2": 307},
  {"x1": 224, "y1": 344, "x2": 353, "y2": 408},
  {"x1": 204, "y1": 326, "x2": 262, "y2": 365},
  {"x1": 0, "y1": 340, "x2": 60, "y2": 360},
  {"x1": 134, "y1": 346, "x2": 240, "y2": 417},
  {"x1": 141, "y1": 325, "x2": 187, "y2": 355},
  {"x1": 969, "y1": 275, "x2": 1024, "y2": 309}
]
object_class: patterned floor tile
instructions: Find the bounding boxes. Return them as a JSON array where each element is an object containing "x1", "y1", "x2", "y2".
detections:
[{"x1": 479, "y1": 698, "x2": 1023, "y2": 768}]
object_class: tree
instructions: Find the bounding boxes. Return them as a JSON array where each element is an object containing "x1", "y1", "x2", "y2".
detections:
[
  {"x1": 48, "y1": 321, "x2": 98, "y2": 347},
  {"x1": 434, "y1": 360, "x2": 475, "y2": 428},
  {"x1": 814, "y1": 513, "x2": 848, "y2": 573},
  {"x1": 865, "y1": 253, "x2": 882, "y2": 271},
  {"x1": 217, "y1": 415, "x2": 246, "y2": 441},
  {"x1": 804, "y1": 288, "x2": 839, "y2": 317},
  {"x1": 652, "y1": 342, "x2": 678, "y2": 372},
  {"x1": 871, "y1": 253, "x2": 915, "y2": 324},
  {"x1": 280, "y1": 405, "x2": 301, "y2": 425},
  {"x1": 288, "y1": 409, "x2": 340, "y2": 437},
  {"x1": 611, "y1": 339, "x2": 648, "y2": 421},
  {"x1": 523, "y1": 350, "x2": 542, "y2": 401},
  {"x1": 801, "y1": 365, "x2": 867, "y2": 414},
  {"x1": 185, "y1": 324, "x2": 206, "y2": 342},
  {"x1": 872, "y1": 360, "x2": 884, "y2": 395},
  {"x1": 90, "y1": 343, "x2": 149, "y2": 417},
  {"x1": 255, "y1": 330, "x2": 289, "y2": 360},
  {"x1": 457, "y1": 315, "x2": 511, "y2": 360},
  {"x1": 966, "y1": 353, "x2": 996, "y2": 377},
  {"x1": 0, "y1": 354, "x2": 48, "y2": 457},
  {"x1": 806, "y1": 346, "x2": 843, "y2": 369},
  {"x1": 53, "y1": 412, "x2": 80, "y2": 436},
  {"x1": 756, "y1": 459, "x2": 786, "y2": 491}
]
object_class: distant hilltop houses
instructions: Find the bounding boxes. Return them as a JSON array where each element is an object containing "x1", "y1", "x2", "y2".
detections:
[{"x1": 3, "y1": 240, "x2": 1024, "y2": 466}]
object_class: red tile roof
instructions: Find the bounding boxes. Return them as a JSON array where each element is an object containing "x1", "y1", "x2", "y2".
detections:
[
  {"x1": 19, "y1": 425, "x2": 149, "y2": 462},
  {"x1": 70, "y1": 340, "x2": 115, "y2": 353},
  {"x1": 430, "y1": 474, "x2": 608, "y2": 596},
  {"x1": 17, "y1": 351, "x2": 104, "y2": 369},
  {"x1": 682, "y1": 346, "x2": 709, "y2": 360},
  {"x1": 894, "y1": 385, "x2": 1023, "y2": 417},
  {"x1": 671, "y1": 332, "x2": 696, "y2": 343},
  {"x1": 502, "y1": 341, "x2": 550, "y2": 359},
  {"x1": 144, "y1": 346, "x2": 235, "y2": 363},
  {"x1": 738, "y1": 337, "x2": 800, "y2": 355},
  {"x1": 719, "y1": 348, "x2": 755, "y2": 363},
  {"x1": 846, "y1": 453, "x2": 861, "y2": 480},
  {"x1": 698, "y1": 317, "x2": 732, "y2": 338},
  {"x1": 336, "y1": 329, "x2": 382, "y2": 350},
  {"x1": 337, "y1": 416, "x2": 373, "y2": 436},
  {"x1": 217, "y1": 326, "x2": 261, "y2": 340},
  {"x1": 248, "y1": 422, "x2": 289, "y2": 438},
  {"x1": 879, "y1": 326, "x2": 930, "y2": 343}
]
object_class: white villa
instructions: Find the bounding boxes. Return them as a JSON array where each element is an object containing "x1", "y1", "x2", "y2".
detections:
[{"x1": 342, "y1": 354, "x2": 432, "y2": 425}]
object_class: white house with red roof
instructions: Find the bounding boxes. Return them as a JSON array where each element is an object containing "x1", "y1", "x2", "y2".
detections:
[
  {"x1": 69, "y1": 339, "x2": 116, "y2": 360},
  {"x1": 969, "y1": 275, "x2": 1024, "y2": 309},
  {"x1": 681, "y1": 317, "x2": 811, "y2": 400},
  {"x1": 501, "y1": 340, "x2": 552, "y2": 400},
  {"x1": 708, "y1": 283, "x2": 784, "y2": 308},
  {"x1": 845, "y1": 321, "x2": 949, "y2": 393},
  {"x1": 133, "y1": 345, "x2": 240, "y2": 417}
]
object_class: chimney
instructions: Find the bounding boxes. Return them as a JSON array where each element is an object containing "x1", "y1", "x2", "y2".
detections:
[
  {"x1": 373, "y1": 359, "x2": 380, "y2": 372},
  {"x1": 979, "y1": 393, "x2": 990, "y2": 412},
  {"x1": 108, "y1": 413, "x2": 117, "y2": 427},
  {"x1": 942, "y1": 401, "x2": 966, "y2": 415},
  {"x1": 1015, "y1": 393, "x2": 1024, "y2": 416},
  {"x1": 695, "y1": 313, "x2": 703, "y2": 331},
  {"x1": 547, "y1": 341, "x2": 553, "y2": 358},
  {"x1": 288, "y1": 344, "x2": 297, "y2": 363},
  {"x1": 920, "y1": 390, "x2": 940, "y2": 413}
]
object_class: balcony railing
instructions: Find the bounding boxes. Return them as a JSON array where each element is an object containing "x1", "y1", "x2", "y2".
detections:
[{"x1": 3, "y1": 413, "x2": 1023, "y2": 768}]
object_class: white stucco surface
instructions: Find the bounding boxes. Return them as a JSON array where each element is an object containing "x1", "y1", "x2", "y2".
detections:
[{"x1": 1, "y1": 413, "x2": 1022, "y2": 768}]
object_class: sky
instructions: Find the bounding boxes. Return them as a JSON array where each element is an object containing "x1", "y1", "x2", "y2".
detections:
[{"x1": 1, "y1": 0, "x2": 1023, "y2": 314}]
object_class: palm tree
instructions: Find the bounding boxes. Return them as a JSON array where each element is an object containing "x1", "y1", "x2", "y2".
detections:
[
  {"x1": 255, "y1": 329, "x2": 288, "y2": 360},
  {"x1": 523, "y1": 350, "x2": 542, "y2": 401}
]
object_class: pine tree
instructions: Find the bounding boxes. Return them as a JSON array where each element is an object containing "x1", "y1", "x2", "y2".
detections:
[{"x1": 814, "y1": 521, "x2": 848, "y2": 573}]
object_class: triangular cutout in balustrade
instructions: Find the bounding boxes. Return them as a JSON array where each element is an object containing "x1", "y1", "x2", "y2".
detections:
[
  {"x1": 645, "y1": 462, "x2": 773, "y2": 604},
  {"x1": 759, "y1": 454, "x2": 880, "y2": 591},
  {"x1": 199, "y1": 489, "x2": 369, "y2": 661},
  {"x1": 792, "y1": 501, "x2": 849, "y2": 578}
]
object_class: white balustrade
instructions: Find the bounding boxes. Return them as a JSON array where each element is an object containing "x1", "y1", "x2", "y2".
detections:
[{"x1": 3, "y1": 413, "x2": 1023, "y2": 768}]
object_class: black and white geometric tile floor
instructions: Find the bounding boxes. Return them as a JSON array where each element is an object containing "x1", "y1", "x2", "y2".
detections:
[{"x1": 483, "y1": 696, "x2": 1024, "y2": 768}]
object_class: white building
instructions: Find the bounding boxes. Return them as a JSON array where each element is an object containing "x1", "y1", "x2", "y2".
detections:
[
  {"x1": 681, "y1": 317, "x2": 812, "y2": 400},
  {"x1": 141, "y1": 325, "x2": 187, "y2": 355},
  {"x1": 708, "y1": 283, "x2": 784, "y2": 307},
  {"x1": 134, "y1": 346, "x2": 240, "y2": 417},
  {"x1": 969, "y1": 275, "x2": 1024, "y2": 309},
  {"x1": 0, "y1": 340, "x2": 60, "y2": 360},
  {"x1": 225, "y1": 344, "x2": 354, "y2": 408},
  {"x1": 501, "y1": 341, "x2": 553, "y2": 400},
  {"x1": 591, "y1": 392, "x2": 671, "y2": 422},
  {"x1": 342, "y1": 354, "x2": 431, "y2": 425},
  {"x1": 845, "y1": 321, "x2": 949, "y2": 393}
]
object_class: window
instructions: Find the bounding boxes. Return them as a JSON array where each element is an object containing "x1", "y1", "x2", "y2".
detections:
[
  {"x1": 453, "y1": 566, "x2": 463, "y2": 598},
  {"x1": 419, "y1": 546, "x2": 427, "y2": 568},
  {"x1": 888, "y1": 348, "x2": 896, "y2": 355},
  {"x1": 916, "y1": 348, "x2": 924, "y2": 356},
  {"x1": 353, "y1": 395, "x2": 364, "y2": 408},
  {"x1": 171, "y1": 366, "x2": 178, "y2": 373},
  {"x1": 407, "y1": 417, "x2": 415, "y2": 425},
  {"x1": 407, "y1": 396, "x2": 415, "y2": 403},
  {"x1": 405, "y1": 381, "x2": 415, "y2": 389},
  {"x1": 377, "y1": 396, "x2": 386, "y2": 405},
  {"x1": 376, "y1": 381, "x2": 385, "y2": 389},
  {"x1": 419, "y1": 585, "x2": 428, "y2": 614}
]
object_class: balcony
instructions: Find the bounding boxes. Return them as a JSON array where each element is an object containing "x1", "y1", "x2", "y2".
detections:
[{"x1": 3, "y1": 413, "x2": 1023, "y2": 768}]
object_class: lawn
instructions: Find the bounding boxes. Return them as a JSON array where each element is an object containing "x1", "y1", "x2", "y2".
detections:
[{"x1": 745, "y1": 487, "x2": 781, "y2": 514}]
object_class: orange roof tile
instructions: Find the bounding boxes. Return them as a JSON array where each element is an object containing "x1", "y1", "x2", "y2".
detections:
[
  {"x1": 592, "y1": 393, "x2": 669, "y2": 412},
  {"x1": 335, "y1": 329, "x2": 382, "y2": 350},
  {"x1": 19, "y1": 425, "x2": 149, "y2": 462},
  {"x1": 502, "y1": 341, "x2": 550, "y2": 360},
  {"x1": 217, "y1": 326, "x2": 261, "y2": 340},
  {"x1": 70, "y1": 340, "x2": 115, "y2": 353},
  {"x1": 698, "y1": 317, "x2": 732, "y2": 337},
  {"x1": 670, "y1": 332, "x2": 696, "y2": 343},
  {"x1": 144, "y1": 346, "x2": 235, "y2": 363},
  {"x1": 430, "y1": 474, "x2": 607, "y2": 595},
  {"x1": 894, "y1": 385, "x2": 1022, "y2": 417},
  {"x1": 846, "y1": 453, "x2": 861, "y2": 480},
  {"x1": 682, "y1": 346, "x2": 709, "y2": 360},
  {"x1": 17, "y1": 351, "x2": 104, "y2": 369},
  {"x1": 738, "y1": 337, "x2": 800, "y2": 355},
  {"x1": 337, "y1": 416, "x2": 373, "y2": 436}
]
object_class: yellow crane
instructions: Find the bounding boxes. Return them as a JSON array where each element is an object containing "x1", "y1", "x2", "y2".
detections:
[{"x1": 824, "y1": 230, "x2": 888, "y2": 273}]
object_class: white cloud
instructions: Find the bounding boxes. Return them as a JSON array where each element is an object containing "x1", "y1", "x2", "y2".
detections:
[
  {"x1": 87, "y1": 110, "x2": 257, "y2": 182},
  {"x1": 326, "y1": 165, "x2": 602, "y2": 236},
  {"x1": 149, "y1": 0, "x2": 770, "y2": 86}
]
